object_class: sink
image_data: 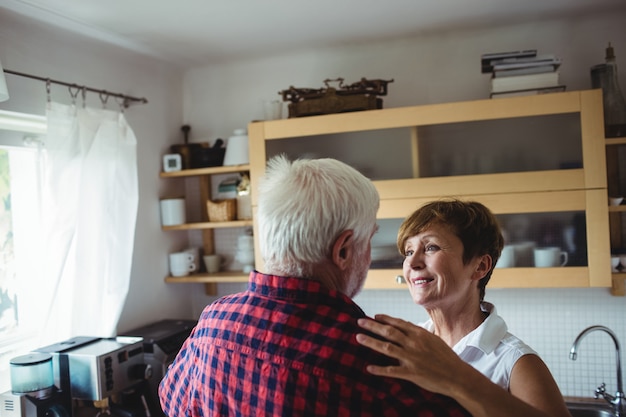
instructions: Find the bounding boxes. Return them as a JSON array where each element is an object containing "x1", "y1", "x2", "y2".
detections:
[{"x1": 566, "y1": 402, "x2": 615, "y2": 417}]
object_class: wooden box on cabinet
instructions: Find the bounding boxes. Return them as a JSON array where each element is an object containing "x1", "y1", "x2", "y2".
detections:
[{"x1": 248, "y1": 89, "x2": 613, "y2": 291}]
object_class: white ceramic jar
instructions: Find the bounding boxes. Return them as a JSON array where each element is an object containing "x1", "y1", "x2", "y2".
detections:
[{"x1": 223, "y1": 128, "x2": 249, "y2": 166}]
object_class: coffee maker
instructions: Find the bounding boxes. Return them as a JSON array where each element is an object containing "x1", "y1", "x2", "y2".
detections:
[
  {"x1": 0, "y1": 336, "x2": 153, "y2": 417},
  {"x1": 0, "y1": 352, "x2": 71, "y2": 417}
]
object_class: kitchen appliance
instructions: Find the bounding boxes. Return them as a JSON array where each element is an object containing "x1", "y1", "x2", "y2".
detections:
[
  {"x1": 35, "y1": 336, "x2": 149, "y2": 403},
  {"x1": 0, "y1": 352, "x2": 70, "y2": 417},
  {"x1": 120, "y1": 319, "x2": 197, "y2": 417},
  {"x1": 1, "y1": 336, "x2": 152, "y2": 417}
]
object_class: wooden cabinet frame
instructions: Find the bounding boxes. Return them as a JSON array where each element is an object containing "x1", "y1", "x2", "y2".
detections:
[{"x1": 249, "y1": 90, "x2": 613, "y2": 291}]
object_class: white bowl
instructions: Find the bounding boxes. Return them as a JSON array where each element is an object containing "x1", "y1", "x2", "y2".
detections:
[{"x1": 609, "y1": 196, "x2": 624, "y2": 206}]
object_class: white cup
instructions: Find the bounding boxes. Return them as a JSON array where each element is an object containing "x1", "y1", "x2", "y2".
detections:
[
  {"x1": 495, "y1": 245, "x2": 516, "y2": 268},
  {"x1": 533, "y1": 247, "x2": 568, "y2": 267},
  {"x1": 263, "y1": 100, "x2": 283, "y2": 120},
  {"x1": 169, "y1": 252, "x2": 196, "y2": 276},
  {"x1": 203, "y1": 254, "x2": 225, "y2": 274},
  {"x1": 160, "y1": 198, "x2": 186, "y2": 226}
]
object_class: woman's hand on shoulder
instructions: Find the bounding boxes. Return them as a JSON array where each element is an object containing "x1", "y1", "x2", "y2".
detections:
[{"x1": 356, "y1": 314, "x2": 472, "y2": 396}]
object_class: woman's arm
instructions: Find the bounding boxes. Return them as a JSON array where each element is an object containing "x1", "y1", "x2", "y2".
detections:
[{"x1": 356, "y1": 314, "x2": 571, "y2": 417}]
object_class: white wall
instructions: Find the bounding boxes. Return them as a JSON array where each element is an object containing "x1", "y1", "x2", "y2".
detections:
[
  {"x1": 183, "y1": 11, "x2": 626, "y2": 398},
  {"x1": 0, "y1": 10, "x2": 198, "y2": 333}
]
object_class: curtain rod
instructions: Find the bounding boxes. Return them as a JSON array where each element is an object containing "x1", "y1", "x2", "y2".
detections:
[{"x1": 3, "y1": 68, "x2": 148, "y2": 108}]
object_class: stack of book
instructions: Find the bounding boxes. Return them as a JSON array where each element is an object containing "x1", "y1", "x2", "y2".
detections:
[{"x1": 481, "y1": 50, "x2": 566, "y2": 98}]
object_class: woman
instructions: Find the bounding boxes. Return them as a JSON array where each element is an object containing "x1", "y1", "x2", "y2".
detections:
[{"x1": 356, "y1": 199, "x2": 572, "y2": 417}]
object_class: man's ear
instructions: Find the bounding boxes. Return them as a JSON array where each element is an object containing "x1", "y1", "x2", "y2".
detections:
[{"x1": 332, "y1": 230, "x2": 354, "y2": 270}]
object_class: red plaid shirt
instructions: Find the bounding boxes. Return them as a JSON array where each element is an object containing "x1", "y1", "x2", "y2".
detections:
[{"x1": 159, "y1": 271, "x2": 470, "y2": 417}]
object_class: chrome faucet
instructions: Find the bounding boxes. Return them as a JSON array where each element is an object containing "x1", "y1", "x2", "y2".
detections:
[{"x1": 570, "y1": 325, "x2": 624, "y2": 417}]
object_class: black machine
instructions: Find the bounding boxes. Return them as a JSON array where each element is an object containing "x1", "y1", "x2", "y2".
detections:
[{"x1": 120, "y1": 319, "x2": 197, "y2": 417}]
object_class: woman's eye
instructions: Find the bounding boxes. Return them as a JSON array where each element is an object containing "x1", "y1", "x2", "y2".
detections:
[
  {"x1": 425, "y1": 244, "x2": 440, "y2": 252},
  {"x1": 404, "y1": 249, "x2": 414, "y2": 257}
]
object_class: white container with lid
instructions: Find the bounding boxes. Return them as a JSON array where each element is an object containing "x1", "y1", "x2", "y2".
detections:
[
  {"x1": 10, "y1": 352, "x2": 55, "y2": 397},
  {"x1": 223, "y1": 129, "x2": 249, "y2": 166}
]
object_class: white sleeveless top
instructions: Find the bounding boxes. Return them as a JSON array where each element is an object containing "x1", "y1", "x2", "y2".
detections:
[{"x1": 420, "y1": 302, "x2": 537, "y2": 390}]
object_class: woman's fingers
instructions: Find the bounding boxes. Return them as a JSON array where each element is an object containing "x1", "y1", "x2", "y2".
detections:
[
  {"x1": 355, "y1": 332, "x2": 402, "y2": 359},
  {"x1": 357, "y1": 315, "x2": 426, "y2": 342}
]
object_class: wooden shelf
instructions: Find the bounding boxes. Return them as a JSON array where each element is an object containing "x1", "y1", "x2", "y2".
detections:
[
  {"x1": 162, "y1": 220, "x2": 253, "y2": 231},
  {"x1": 160, "y1": 164, "x2": 250, "y2": 178},
  {"x1": 605, "y1": 137, "x2": 626, "y2": 146},
  {"x1": 160, "y1": 162, "x2": 254, "y2": 292},
  {"x1": 165, "y1": 271, "x2": 249, "y2": 283},
  {"x1": 365, "y1": 267, "x2": 594, "y2": 289}
]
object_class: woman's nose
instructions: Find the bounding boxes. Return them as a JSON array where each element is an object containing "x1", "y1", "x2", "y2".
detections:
[{"x1": 406, "y1": 253, "x2": 423, "y2": 269}]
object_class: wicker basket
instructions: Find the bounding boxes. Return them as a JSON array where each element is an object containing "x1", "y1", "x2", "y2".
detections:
[{"x1": 207, "y1": 199, "x2": 237, "y2": 222}]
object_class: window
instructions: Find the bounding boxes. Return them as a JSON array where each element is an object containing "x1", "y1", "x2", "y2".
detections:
[{"x1": 0, "y1": 110, "x2": 46, "y2": 393}]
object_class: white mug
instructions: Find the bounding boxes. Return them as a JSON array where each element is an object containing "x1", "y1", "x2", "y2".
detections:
[
  {"x1": 169, "y1": 252, "x2": 196, "y2": 276},
  {"x1": 495, "y1": 245, "x2": 516, "y2": 268},
  {"x1": 263, "y1": 100, "x2": 283, "y2": 120},
  {"x1": 203, "y1": 254, "x2": 225, "y2": 274},
  {"x1": 160, "y1": 198, "x2": 186, "y2": 226},
  {"x1": 533, "y1": 247, "x2": 568, "y2": 267}
]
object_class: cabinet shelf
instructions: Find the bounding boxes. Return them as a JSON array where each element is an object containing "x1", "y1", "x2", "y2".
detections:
[
  {"x1": 605, "y1": 137, "x2": 626, "y2": 146},
  {"x1": 373, "y1": 170, "x2": 587, "y2": 201},
  {"x1": 365, "y1": 267, "x2": 591, "y2": 289},
  {"x1": 165, "y1": 271, "x2": 249, "y2": 283},
  {"x1": 160, "y1": 164, "x2": 250, "y2": 178},
  {"x1": 162, "y1": 220, "x2": 253, "y2": 231},
  {"x1": 160, "y1": 161, "x2": 253, "y2": 292}
]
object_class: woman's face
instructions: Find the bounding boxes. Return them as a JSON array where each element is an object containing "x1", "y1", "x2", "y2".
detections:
[{"x1": 402, "y1": 222, "x2": 482, "y2": 309}]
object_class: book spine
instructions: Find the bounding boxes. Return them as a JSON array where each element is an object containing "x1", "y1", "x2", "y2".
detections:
[
  {"x1": 492, "y1": 59, "x2": 561, "y2": 71},
  {"x1": 491, "y1": 72, "x2": 560, "y2": 93},
  {"x1": 481, "y1": 49, "x2": 537, "y2": 73},
  {"x1": 493, "y1": 65, "x2": 558, "y2": 77},
  {"x1": 489, "y1": 85, "x2": 566, "y2": 98}
]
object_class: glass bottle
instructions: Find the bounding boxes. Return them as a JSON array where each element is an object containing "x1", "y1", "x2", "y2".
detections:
[{"x1": 590, "y1": 42, "x2": 626, "y2": 138}]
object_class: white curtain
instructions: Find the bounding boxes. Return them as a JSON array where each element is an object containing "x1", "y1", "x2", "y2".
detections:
[{"x1": 37, "y1": 101, "x2": 138, "y2": 342}]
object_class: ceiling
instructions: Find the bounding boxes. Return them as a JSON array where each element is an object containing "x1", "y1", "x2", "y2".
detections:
[{"x1": 3, "y1": 0, "x2": 626, "y2": 68}]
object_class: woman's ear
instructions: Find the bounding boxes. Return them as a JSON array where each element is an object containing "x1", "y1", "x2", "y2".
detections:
[
  {"x1": 332, "y1": 230, "x2": 354, "y2": 270},
  {"x1": 471, "y1": 254, "x2": 492, "y2": 281}
]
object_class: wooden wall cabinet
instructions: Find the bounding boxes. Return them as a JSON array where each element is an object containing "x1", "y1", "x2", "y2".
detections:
[{"x1": 249, "y1": 89, "x2": 615, "y2": 291}]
